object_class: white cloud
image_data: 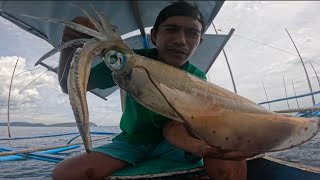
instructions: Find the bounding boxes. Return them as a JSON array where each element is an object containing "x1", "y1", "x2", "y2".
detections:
[
  {"x1": 0, "y1": 56, "x2": 58, "y2": 116},
  {"x1": 208, "y1": 1, "x2": 320, "y2": 109},
  {"x1": 0, "y1": 55, "x2": 123, "y2": 126}
]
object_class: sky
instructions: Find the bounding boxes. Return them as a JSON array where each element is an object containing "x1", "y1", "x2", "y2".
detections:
[{"x1": 0, "y1": 1, "x2": 320, "y2": 126}]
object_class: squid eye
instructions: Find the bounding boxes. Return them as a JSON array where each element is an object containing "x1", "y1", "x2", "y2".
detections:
[{"x1": 102, "y1": 50, "x2": 126, "y2": 71}]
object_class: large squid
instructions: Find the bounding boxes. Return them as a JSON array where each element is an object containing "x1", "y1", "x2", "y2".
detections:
[{"x1": 28, "y1": 6, "x2": 319, "y2": 154}]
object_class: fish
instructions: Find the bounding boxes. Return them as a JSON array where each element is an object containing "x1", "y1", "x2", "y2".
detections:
[{"x1": 29, "y1": 6, "x2": 319, "y2": 154}]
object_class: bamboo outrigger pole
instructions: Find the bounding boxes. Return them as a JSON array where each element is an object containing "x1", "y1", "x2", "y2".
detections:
[
  {"x1": 310, "y1": 62, "x2": 320, "y2": 88},
  {"x1": 291, "y1": 81, "x2": 300, "y2": 108},
  {"x1": 262, "y1": 82, "x2": 271, "y2": 110},
  {"x1": 275, "y1": 106, "x2": 320, "y2": 113},
  {"x1": 0, "y1": 136, "x2": 112, "y2": 157},
  {"x1": 212, "y1": 23, "x2": 237, "y2": 94},
  {"x1": 285, "y1": 28, "x2": 315, "y2": 105},
  {"x1": 7, "y1": 58, "x2": 19, "y2": 138},
  {"x1": 282, "y1": 76, "x2": 291, "y2": 110}
]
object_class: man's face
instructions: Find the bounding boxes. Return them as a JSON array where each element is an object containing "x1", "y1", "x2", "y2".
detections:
[{"x1": 151, "y1": 16, "x2": 203, "y2": 67}]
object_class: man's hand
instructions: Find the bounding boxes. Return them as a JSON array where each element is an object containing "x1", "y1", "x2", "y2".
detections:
[
  {"x1": 61, "y1": 16, "x2": 97, "y2": 43},
  {"x1": 193, "y1": 139, "x2": 259, "y2": 160},
  {"x1": 58, "y1": 16, "x2": 97, "y2": 94}
]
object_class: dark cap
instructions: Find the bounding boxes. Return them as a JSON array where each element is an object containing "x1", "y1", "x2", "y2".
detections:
[{"x1": 153, "y1": 1, "x2": 206, "y2": 35}]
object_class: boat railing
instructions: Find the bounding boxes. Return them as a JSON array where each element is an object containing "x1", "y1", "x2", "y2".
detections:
[{"x1": 258, "y1": 91, "x2": 320, "y2": 114}]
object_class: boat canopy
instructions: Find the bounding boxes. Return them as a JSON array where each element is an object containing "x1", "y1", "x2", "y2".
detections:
[{"x1": 0, "y1": 0, "x2": 233, "y2": 100}]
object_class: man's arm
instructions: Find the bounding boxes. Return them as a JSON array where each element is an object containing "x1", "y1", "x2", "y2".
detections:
[
  {"x1": 163, "y1": 121, "x2": 258, "y2": 160},
  {"x1": 163, "y1": 121, "x2": 210, "y2": 157}
]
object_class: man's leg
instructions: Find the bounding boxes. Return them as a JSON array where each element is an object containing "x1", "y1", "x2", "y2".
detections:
[
  {"x1": 52, "y1": 151, "x2": 129, "y2": 180},
  {"x1": 203, "y1": 158, "x2": 247, "y2": 180}
]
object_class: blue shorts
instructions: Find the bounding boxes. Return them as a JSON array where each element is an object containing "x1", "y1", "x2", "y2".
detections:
[{"x1": 93, "y1": 138, "x2": 201, "y2": 165}]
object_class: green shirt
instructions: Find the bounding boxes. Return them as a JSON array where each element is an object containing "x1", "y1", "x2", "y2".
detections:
[{"x1": 88, "y1": 48, "x2": 207, "y2": 145}]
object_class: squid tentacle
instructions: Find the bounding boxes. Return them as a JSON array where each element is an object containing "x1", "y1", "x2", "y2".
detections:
[
  {"x1": 90, "y1": 5, "x2": 120, "y2": 39},
  {"x1": 34, "y1": 38, "x2": 94, "y2": 66},
  {"x1": 69, "y1": 4, "x2": 108, "y2": 36},
  {"x1": 21, "y1": 14, "x2": 106, "y2": 41}
]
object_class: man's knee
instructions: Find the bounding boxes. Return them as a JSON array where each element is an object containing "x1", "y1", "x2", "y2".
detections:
[
  {"x1": 204, "y1": 157, "x2": 247, "y2": 168},
  {"x1": 52, "y1": 152, "x2": 129, "y2": 180},
  {"x1": 203, "y1": 158, "x2": 247, "y2": 180},
  {"x1": 51, "y1": 162, "x2": 66, "y2": 180},
  {"x1": 52, "y1": 160, "x2": 104, "y2": 180}
]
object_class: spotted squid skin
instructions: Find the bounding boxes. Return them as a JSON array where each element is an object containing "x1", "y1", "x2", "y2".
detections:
[{"x1": 112, "y1": 54, "x2": 320, "y2": 152}]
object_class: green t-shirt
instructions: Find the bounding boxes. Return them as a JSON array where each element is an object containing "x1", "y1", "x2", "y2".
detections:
[{"x1": 88, "y1": 48, "x2": 207, "y2": 145}]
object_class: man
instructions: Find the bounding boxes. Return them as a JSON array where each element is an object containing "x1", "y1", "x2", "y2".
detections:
[{"x1": 53, "y1": 2, "x2": 253, "y2": 180}]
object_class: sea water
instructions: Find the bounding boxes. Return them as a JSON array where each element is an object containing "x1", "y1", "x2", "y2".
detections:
[
  {"x1": 0, "y1": 126, "x2": 319, "y2": 180},
  {"x1": 0, "y1": 126, "x2": 120, "y2": 179}
]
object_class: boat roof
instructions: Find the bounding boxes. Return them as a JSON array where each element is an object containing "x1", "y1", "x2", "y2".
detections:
[
  {"x1": 0, "y1": 1, "x2": 224, "y2": 45},
  {"x1": 0, "y1": 1, "x2": 232, "y2": 100}
]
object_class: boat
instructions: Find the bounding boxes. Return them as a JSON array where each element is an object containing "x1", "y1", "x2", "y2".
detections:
[{"x1": 0, "y1": 0, "x2": 319, "y2": 179}]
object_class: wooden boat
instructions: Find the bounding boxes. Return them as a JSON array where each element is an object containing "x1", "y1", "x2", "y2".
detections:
[
  {"x1": 106, "y1": 155, "x2": 320, "y2": 180},
  {"x1": 1, "y1": 1, "x2": 319, "y2": 179}
]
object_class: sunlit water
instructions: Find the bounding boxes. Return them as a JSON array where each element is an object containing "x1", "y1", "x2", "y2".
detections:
[{"x1": 0, "y1": 126, "x2": 319, "y2": 179}]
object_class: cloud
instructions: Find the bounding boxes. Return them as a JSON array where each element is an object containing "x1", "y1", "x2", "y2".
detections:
[
  {"x1": 208, "y1": 1, "x2": 320, "y2": 108},
  {"x1": 0, "y1": 55, "x2": 123, "y2": 126},
  {"x1": 0, "y1": 17, "x2": 123, "y2": 126},
  {"x1": 0, "y1": 56, "x2": 58, "y2": 117}
]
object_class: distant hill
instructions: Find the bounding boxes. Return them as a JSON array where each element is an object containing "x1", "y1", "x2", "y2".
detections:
[
  {"x1": 48, "y1": 122, "x2": 98, "y2": 127},
  {"x1": 0, "y1": 122, "x2": 98, "y2": 127}
]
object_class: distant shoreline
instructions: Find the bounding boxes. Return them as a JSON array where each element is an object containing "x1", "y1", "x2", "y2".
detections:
[{"x1": 0, "y1": 122, "x2": 98, "y2": 127}]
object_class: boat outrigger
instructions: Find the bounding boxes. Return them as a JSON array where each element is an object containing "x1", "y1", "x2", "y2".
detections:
[{"x1": 1, "y1": 1, "x2": 319, "y2": 179}]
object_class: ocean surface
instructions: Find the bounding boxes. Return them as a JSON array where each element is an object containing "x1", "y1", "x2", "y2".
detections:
[{"x1": 0, "y1": 126, "x2": 319, "y2": 180}]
